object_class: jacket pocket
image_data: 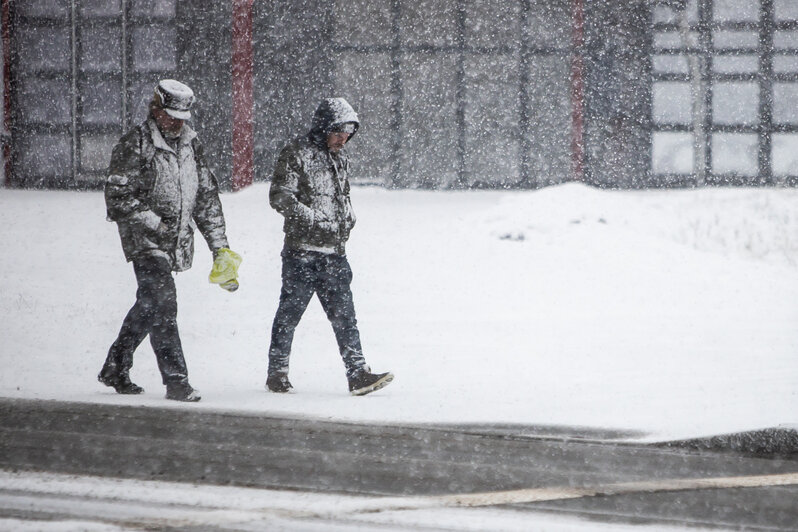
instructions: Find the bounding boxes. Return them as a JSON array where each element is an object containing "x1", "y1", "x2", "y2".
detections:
[{"x1": 122, "y1": 221, "x2": 160, "y2": 258}]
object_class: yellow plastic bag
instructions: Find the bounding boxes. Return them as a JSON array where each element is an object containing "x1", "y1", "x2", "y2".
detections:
[{"x1": 209, "y1": 248, "x2": 242, "y2": 292}]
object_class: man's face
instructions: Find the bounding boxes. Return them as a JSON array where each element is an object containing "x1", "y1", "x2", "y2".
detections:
[
  {"x1": 327, "y1": 131, "x2": 350, "y2": 153},
  {"x1": 152, "y1": 106, "x2": 185, "y2": 137}
]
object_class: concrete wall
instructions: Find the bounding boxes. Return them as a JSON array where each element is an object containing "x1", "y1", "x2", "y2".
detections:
[
  {"x1": 253, "y1": 1, "x2": 335, "y2": 184},
  {"x1": 584, "y1": 1, "x2": 652, "y2": 188},
  {"x1": 176, "y1": 2, "x2": 233, "y2": 189}
]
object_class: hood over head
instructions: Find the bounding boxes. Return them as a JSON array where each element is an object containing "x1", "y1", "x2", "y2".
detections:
[{"x1": 309, "y1": 98, "x2": 360, "y2": 149}]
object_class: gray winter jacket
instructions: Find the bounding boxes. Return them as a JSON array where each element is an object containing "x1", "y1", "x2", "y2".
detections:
[
  {"x1": 270, "y1": 98, "x2": 360, "y2": 255},
  {"x1": 104, "y1": 117, "x2": 229, "y2": 272}
]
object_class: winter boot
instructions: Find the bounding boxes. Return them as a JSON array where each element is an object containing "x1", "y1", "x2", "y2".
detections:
[
  {"x1": 165, "y1": 380, "x2": 201, "y2": 402},
  {"x1": 348, "y1": 370, "x2": 394, "y2": 396},
  {"x1": 98, "y1": 371, "x2": 144, "y2": 395},
  {"x1": 266, "y1": 374, "x2": 293, "y2": 393}
]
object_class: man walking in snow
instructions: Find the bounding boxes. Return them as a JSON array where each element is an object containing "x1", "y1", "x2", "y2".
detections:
[
  {"x1": 99, "y1": 79, "x2": 241, "y2": 402},
  {"x1": 267, "y1": 97, "x2": 393, "y2": 396}
]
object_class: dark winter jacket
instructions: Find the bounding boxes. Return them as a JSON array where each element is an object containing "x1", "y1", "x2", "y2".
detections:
[
  {"x1": 270, "y1": 98, "x2": 360, "y2": 255},
  {"x1": 104, "y1": 117, "x2": 228, "y2": 272}
]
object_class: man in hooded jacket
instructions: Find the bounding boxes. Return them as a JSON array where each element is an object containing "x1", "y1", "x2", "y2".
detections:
[
  {"x1": 267, "y1": 98, "x2": 393, "y2": 396},
  {"x1": 99, "y1": 79, "x2": 240, "y2": 402}
]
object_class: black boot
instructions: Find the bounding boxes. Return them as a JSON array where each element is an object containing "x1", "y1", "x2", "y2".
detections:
[
  {"x1": 266, "y1": 374, "x2": 293, "y2": 393},
  {"x1": 165, "y1": 380, "x2": 201, "y2": 402},
  {"x1": 98, "y1": 371, "x2": 144, "y2": 395},
  {"x1": 348, "y1": 370, "x2": 393, "y2": 396}
]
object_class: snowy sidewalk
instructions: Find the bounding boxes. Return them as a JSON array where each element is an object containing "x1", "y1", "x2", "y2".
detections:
[{"x1": 0, "y1": 183, "x2": 796, "y2": 441}]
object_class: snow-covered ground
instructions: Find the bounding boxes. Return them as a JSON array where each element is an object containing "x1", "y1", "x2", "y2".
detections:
[{"x1": 1, "y1": 183, "x2": 797, "y2": 441}]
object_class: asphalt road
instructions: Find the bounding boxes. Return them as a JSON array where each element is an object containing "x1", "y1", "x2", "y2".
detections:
[{"x1": 1, "y1": 398, "x2": 797, "y2": 530}]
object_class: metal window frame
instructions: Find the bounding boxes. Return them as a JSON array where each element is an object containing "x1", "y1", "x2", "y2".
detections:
[{"x1": 651, "y1": 0, "x2": 796, "y2": 186}]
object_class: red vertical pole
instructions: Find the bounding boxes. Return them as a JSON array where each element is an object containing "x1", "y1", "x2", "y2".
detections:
[
  {"x1": 231, "y1": 0, "x2": 253, "y2": 191},
  {"x1": 1, "y1": 0, "x2": 11, "y2": 187},
  {"x1": 570, "y1": 0, "x2": 585, "y2": 182}
]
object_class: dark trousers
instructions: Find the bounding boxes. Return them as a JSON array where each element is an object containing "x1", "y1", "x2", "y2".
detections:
[
  {"x1": 101, "y1": 256, "x2": 188, "y2": 384},
  {"x1": 268, "y1": 250, "x2": 367, "y2": 378}
]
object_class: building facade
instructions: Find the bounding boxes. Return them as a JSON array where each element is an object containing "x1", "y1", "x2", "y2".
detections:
[{"x1": 2, "y1": 0, "x2": 795, "y2": 190}]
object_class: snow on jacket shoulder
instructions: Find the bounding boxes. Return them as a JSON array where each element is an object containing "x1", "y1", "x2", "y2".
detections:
[{"x1": 105, "y1": 118, "x2": 228, "y2": 272}]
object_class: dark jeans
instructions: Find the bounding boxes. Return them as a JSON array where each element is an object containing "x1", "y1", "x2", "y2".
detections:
[
  {"x1": 101, "y1": 256, "x2": 188, "y2": 384},
  {"x1": 268, "y1": 250, "x2": 367, "y2": 378}
]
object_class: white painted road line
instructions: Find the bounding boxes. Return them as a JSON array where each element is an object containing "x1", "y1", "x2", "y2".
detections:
[
  {"x1": 430, "y1": 472, "x2": 798, "y2": 508},
  {"x1": 2, "y1": 469, "x2": 797, "y2": 524},
  {"x1": 345, "y1": 472, "x2": 798, "y2": 514}
]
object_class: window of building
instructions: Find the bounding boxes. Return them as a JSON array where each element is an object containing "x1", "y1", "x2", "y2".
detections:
[
  {"x1": 10, "y1": 0, "x2": 177, "y2": 188},
  {"x1": 651, "y1": 0, "x2": 798, "y2": 185}
]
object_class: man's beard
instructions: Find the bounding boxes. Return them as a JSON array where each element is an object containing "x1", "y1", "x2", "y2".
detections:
[{"x1": 162, "y1": 127, "x2": 181, "y2": 140}]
